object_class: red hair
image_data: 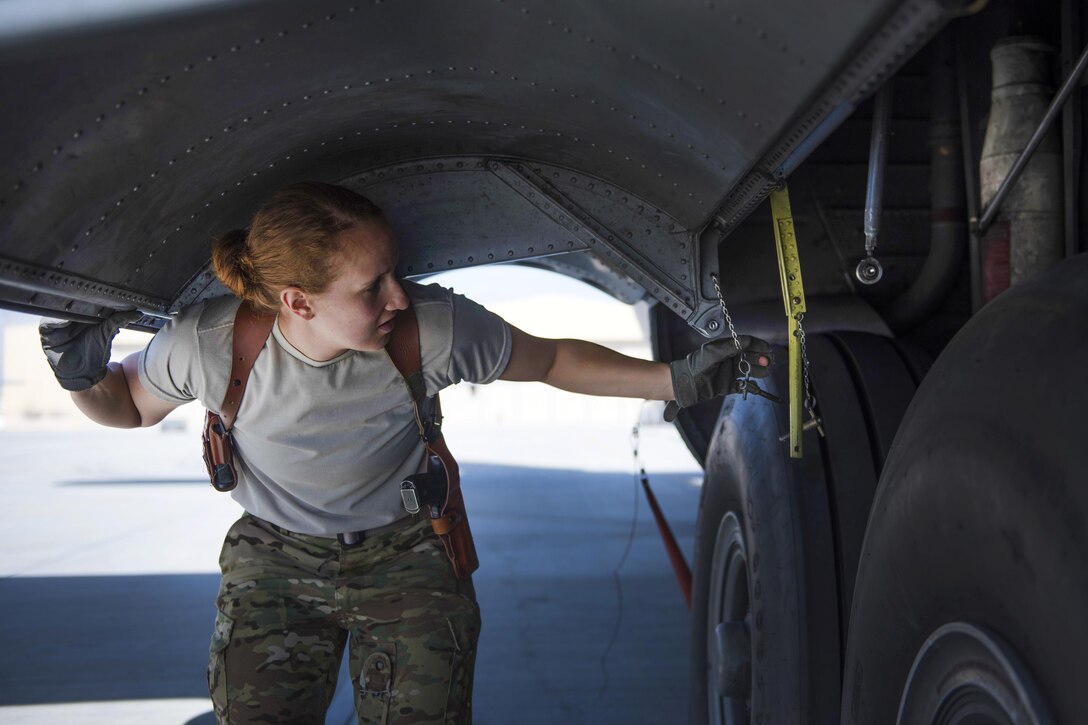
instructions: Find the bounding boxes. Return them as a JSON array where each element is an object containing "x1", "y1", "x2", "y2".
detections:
[{"x1": 211, "y1": 182, "x2": 385, "y2": 312}]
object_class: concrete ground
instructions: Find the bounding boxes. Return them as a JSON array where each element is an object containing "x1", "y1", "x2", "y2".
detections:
[{"x1": 0, "y1": 418, "x2": 701, "y2": 724}]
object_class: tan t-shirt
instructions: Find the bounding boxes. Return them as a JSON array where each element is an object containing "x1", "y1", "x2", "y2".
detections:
[{"x1": 138, "y1": 280, "x2": 511, "y2": 535}]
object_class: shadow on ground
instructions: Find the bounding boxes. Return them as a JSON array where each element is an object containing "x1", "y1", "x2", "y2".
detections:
[
  {"x1": 0, "y1": 573, "x2": 220, "y2": 705},
  {"x1": 2, "y1": 462, "x2": 697, "y2": 723}
]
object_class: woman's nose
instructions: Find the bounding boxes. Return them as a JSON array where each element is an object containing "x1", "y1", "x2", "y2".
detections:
[{"x1": 386, "y1": 279, "x2": 410, "y2": 311}]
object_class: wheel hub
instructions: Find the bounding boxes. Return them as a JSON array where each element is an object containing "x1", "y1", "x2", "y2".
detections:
[
  {"x1": 706, "y1": 512, "x2": 751, "y2": 725},
  {"x1": 711, "y1": 620, "x2": 751, "y2": 697},
  {"x1": 897, "y1": 622, "x2": 1057, "y2": 725}
]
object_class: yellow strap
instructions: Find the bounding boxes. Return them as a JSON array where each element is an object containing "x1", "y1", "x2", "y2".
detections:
[{"x1": 769, "y1": 185, "x2": 807, "y2": 458}]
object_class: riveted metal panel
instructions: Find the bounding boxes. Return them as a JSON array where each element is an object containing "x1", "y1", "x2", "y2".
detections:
[
  {"x1": 0, "y1": 0, "x2": 952, "y2": 323},
  {"x1": 343, "y1": 157, "x2": 592, "y2": 276}
]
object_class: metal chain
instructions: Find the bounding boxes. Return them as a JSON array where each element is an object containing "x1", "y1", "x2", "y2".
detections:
[
  {"x1": 710, "y1": 273, "x2": 751, "y2": 379},
  {"x1": 795, "y1": 313, "x2": 819, "y2": 422},
  {"x1": 709, "y1": 271, "x2": 744, "y2": 350},
  {"x1": 711, "y1": 270, "x2": 819, "y2": 429}
]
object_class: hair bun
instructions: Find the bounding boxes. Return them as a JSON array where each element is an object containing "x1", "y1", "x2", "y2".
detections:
[
  {"x1": 208, "y1": 183, "x2": 387, "y2": 313},
  {"x1": 211, "y1": 228, "x2": 252, "y2": 299}
]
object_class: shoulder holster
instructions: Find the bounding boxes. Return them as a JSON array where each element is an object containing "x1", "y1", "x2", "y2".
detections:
[
  {"x1": 386, "y1": 305, "x2": 479, "y2": 579},
  {"x1": 201, "y1": 301, "x2": 275, "y2": 492},
  {"x1": 200, "y1": 299, "x2": 479, "y2": 579}
]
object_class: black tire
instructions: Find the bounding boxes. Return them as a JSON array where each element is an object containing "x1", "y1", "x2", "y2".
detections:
[
  {"x1": 689, "y1": 333, "x2": 925, "y2": 724},
  {"x1": 842, "y1": 254, "x2": 1088, "y2": 724}
]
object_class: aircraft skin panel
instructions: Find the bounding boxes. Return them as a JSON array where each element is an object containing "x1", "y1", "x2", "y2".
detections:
[{"x1": 0, "y1": 0, "x2": 945, "y2": 325}]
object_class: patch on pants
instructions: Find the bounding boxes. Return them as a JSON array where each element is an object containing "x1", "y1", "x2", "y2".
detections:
[
  {"x1": 207, "y1": 608, "x2": 234, "y2": 722},
  {"x1": 351, "y1": 606, "x2": 479, "y2": 725},
  {"x1": 361, "y1": 651, "x2": 393, "y2": 696}
]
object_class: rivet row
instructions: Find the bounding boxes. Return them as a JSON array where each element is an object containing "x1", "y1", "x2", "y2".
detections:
[
  {"x1": 17, "y1": 71, "x2": 718, "y2": 206},
  {"x1": 8, "y1": 3, "x2": 743, "y2": 205},
  {"x1": 9, "y1": 6, "x2": 367, "y2": 195},
  {"x1": 500, "y1": 0, "x2": 787, "y2": 127}
]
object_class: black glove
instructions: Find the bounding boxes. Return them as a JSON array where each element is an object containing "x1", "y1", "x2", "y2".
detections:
[
  {"x1": 664, "y1": 335, "x2": 773, "y2": 421},
  {"x1": 39, "y1": 310, "x2": 142, "y2": 391}
]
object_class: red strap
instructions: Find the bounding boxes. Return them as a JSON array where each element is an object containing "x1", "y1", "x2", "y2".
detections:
[{"x1": 221, "y1": 301, "x2": 275, "y2": 430}]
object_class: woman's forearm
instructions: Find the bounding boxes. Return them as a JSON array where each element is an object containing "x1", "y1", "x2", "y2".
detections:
[{"x1": 542, "y1": 339, "x2": 674, "y2": 400}]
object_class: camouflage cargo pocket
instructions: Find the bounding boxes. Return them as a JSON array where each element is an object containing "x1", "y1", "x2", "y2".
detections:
[
  {"x1": 349, "y1": 603, "x2": 479, "y2": 724},
  {"x1": 207, "y1": 608, "x2": 234, "y2": 724},
  {"x1": 444, "y1": 607, "x2": 481, "y2": 724},
  {"x1": 354, "y1": 640, "x2": 395, "y2": 725}
]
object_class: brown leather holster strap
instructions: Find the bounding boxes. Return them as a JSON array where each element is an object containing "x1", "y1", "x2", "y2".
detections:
[
  {"x1": 387, "y1": 305, "x2": 478, "y2": 579},
  {"x1": 221, "y1": 301, "x2": 275, "y2": 430},
  {"x1": 203, "y1": 300, "x2": 274, "y2": 492},
  {"x1": 427, "y1": 435, "x2": 459, "y2": 533},
  {"x1": 426, "y1": 434, "x2": 477, "y2": 578},
  {"x1": 387, "y1": 306, "x2": 446, "y2": 450}
]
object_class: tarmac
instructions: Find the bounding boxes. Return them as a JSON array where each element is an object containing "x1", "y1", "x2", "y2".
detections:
[{"x1": 0, "y1": 418, "x2": 700, "y2": 724}]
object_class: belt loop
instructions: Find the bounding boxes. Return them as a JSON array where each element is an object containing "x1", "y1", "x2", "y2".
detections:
[{"x1": 338, "y1": 531, "x2": 364, "y2": 547}]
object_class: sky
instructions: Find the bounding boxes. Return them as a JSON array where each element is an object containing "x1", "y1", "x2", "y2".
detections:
[
  {"x1": 427, "y1": 263, "x2": 613, "y2": 304},
  {"x1": 0, "y1": 0, "x2": 250, "y2": 42}
]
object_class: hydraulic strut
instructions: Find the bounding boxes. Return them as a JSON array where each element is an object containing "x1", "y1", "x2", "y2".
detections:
[{"x1": 858, "y1": 83, "x2": 894, "y2": 285}]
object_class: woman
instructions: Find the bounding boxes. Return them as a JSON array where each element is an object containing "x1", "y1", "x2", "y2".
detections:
[{"x1": 40, "y1": 182, "x2": 770, "y2": 724}]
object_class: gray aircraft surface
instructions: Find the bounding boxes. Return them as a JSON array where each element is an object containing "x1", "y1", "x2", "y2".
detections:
[{"x1": 1, "y1": 0, "x2": 1086, "y2": 722}]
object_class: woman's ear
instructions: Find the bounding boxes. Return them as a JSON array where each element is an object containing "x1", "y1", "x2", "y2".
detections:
[{"x1": 280, "y1": 286, "x2": 316, "y2": 320}]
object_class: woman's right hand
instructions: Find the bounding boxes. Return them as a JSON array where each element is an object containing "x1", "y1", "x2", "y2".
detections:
[{"x1": 39, "y1": 310, "x2": 141, "y2": 391}]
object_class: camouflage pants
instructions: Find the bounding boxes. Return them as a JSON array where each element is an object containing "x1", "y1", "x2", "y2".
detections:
[{"x1": 208, "y1": 512, "x2": 480, "y2": 724}]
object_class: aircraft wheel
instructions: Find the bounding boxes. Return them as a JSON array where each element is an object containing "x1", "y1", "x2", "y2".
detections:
[
  {"x1": 896, "y1": 622, "x2": 1055, "y2": 724},
  {"x1": 690, "y1": 363, "x2": 837, "y2": 724},
  {"x1": 842, "y1": 255, "x2": 1088, "y2": 725},
  {"x1": 690, "y1": 332, "x2": 924, "y2": 724}
]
